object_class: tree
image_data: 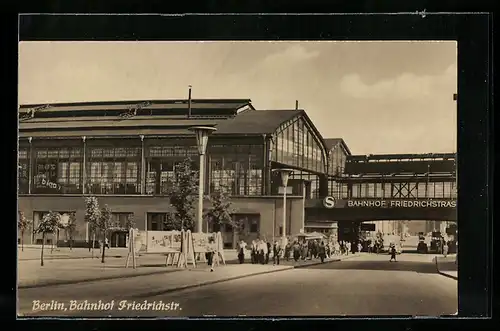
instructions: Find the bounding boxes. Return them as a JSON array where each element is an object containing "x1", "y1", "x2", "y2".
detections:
[
  {"x1": 66, "y1": 212, "x2": 77, "y2": 250},
  {"x1": 36, "y1": 211, "x2": 61, "y2": 266},
  {"x1": 125, "y1": 213, "x2": 136, "y2": 231},
  {"x1": 167, "y1": 158, "x2": 198, "y2": 231},
  {"x1": 205, "y1": 188, "x2": 236, "y2": 233},
  {"x1": 84, "y1": 196, "x2": 101, "y2": 256},
  {"x1": 18, "y1": 211, "x2": 32, "y2": 251},
  {"x1": 163, "y1": 212, "x2": 182, "y2": 231},
  {"x1": 98, "y1": 204, "x2": 112, "y2": 263}
]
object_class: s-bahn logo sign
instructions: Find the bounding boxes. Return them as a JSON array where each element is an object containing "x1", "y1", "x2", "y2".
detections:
[
  {"x1": 323, "y1": 196, "x2": 337, "y2": 208},
  {"x1": 322, "y1": 196, "x2": 456, "y2": 209}
]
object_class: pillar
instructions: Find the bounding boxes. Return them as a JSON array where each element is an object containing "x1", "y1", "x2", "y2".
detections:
[
  {"x1": 263, "y1": 135, "x2": 272, "y2": 195},
  {"x1": 318, "y1": 174, "x2": 329, "y2": 198},
  {"x1": 28, "y1": 137, "x2": 32, "y2": 194},
  {"x1": 140, "y1": 135, "x2": 145, "y2": 194},
  {"x1": 82, "y1": 136, "x2": 86, "y2": 194}
]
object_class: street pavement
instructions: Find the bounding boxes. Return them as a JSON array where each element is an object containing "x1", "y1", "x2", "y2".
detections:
[
  {"x1": 434, "y1": 255, "x2": 458, "y2": 280},
  {"x1": 18, "y1": 253, "x2": 457, "y2": 317}
]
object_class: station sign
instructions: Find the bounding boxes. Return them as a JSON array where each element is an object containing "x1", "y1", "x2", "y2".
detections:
[{"x1": 322, "y1": 196, "x2": 456, "y2": 209}]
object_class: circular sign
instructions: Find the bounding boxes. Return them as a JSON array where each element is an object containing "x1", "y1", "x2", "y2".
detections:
[{"x1": 323, "y1": 196, "x2": 336, "y2": 208}]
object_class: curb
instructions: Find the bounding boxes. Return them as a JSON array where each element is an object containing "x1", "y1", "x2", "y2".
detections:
[
  {"x1": 18, "y1": 255, "x2": 355, "y2": 290},
  {"x1": 132, "y1": 266, "x2": 295, "y2": 299},
  {"x1": 19, "y1": 255, "x2": 126, "y2": 261},
  {"x1": 434, "y1": 258, "x2": 458, "y2": 280},
  {"x1": 18, "y1": 269, "x2": 183, "y2": 289},
  {"x1": 293, "y1": 258, "x2": 341, "y2": 268}
]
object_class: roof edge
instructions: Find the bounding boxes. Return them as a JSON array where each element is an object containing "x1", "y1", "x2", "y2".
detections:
[{"x1": 19, "y1": 98, "x2": 253, "y2": 109}]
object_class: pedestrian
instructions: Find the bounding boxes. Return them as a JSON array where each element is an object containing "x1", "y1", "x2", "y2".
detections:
[
  {"x1": 443, "y1": 241, "x2": 449, "y2": 258},
  {"x1": 250, "y1": 240, "x2": 257, "y2": 264},
  {"x1": 293, "y1": 240, "x2": 301, "y2": 262},
  {"x1": 259, "y1": 240, "x2": 267, "y2": 264},
  {"x1": 284, "y1": 242, "x2": 291, "y2": 261},
  {"x1": 206, "y1": 237, "x2": 216, "y2": 272},
  {"x1": 318, "y1": 241, "x2": 326, "y2": 263},
  {"x1": 265, "y1": 241, "x2": 271, "y2": 264},
  {"x1": 237, "y1": 240, "x2": 246, "y2": 264},
  {"x1": 105, "y1": 237, "x2": 110, "y2": 250},
  {"x1": 389, "y1": 244, "x2": 397, "y2": 262},
  {"x1": 357, "y1": 242, "x2": 362, "y2": 253},
  {"x1": 273, "y1": 241, "x2": 282, "y2": 265},
  {"x1": 302, "y1": 240, "x2": 308, "y2": 260}
]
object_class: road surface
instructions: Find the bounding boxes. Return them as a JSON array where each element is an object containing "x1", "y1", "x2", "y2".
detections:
[{"x1": 18, "y1": 253, "x2": 457, "y2": 317}]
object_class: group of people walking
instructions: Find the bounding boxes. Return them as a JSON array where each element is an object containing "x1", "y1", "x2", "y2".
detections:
[{"x1": 235, "y1": 237, "x2": 364, "y2": 265}]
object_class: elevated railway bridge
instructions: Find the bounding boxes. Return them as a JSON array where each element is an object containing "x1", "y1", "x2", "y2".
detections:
[{"x1": 305, "y1": 153, "x2": 457, "y2": 242}]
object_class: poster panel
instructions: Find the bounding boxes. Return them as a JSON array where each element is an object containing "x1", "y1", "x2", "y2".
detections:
[
  {"x1": 133, "y1": 230, "x2": 147, "y2": 253},
  {"x1": 191, "y1": 233, "x2": 212, "y2": 253},
  {"x1": 147, "y1": 231, "x2": 182, "y2": 253}
]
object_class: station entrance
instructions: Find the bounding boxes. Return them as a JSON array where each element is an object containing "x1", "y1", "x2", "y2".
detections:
[{"x1": 305, "y1": 197, "x2": 457, "y2": 253}]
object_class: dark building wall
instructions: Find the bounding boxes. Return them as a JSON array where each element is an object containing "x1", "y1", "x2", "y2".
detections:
[{"x1": 18, "y1": 195, "x2": 305, "y2": 247}]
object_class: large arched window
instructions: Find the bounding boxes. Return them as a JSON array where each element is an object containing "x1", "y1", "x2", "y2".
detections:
[
  {"x1": 269, "y1": 116, "x2": 327, "y2": 173},
  {"x1": 328, "y1": 144, "x2": 348, "y2": 176}
]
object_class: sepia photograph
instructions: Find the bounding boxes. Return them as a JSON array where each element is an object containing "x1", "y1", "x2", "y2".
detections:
[{"x1": 17, "y1": 40, "x2": 458, "y2": 317}]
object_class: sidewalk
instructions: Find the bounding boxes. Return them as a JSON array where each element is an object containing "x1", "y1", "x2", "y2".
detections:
[
  {"x1": 433, "y1": 254, "x2": 458, "y2": 280},
  {"x1": 18, "y1": 247, "x2": 129, "y2": 261},
  {"x1": 18, "y1": 251, "x2": 361, "y2": 289},
  {"x1": 18, "y1": 247, "x2": 239, "y2": 261}
]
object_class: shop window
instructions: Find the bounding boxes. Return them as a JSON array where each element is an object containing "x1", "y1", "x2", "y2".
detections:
[
  {"x1": 33, "y1": 147, "x2": 83, "y2": 194},
  {"x1": 88, "y1": 147, "x2": 141, "y2": 195}
]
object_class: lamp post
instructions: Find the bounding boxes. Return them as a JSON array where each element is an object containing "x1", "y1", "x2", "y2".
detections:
[
  {"x1": 189, "y1": 126, "x2": 217, "y2": 233},
  {"x1": 273, "y1": 168, "x2": 294, "y2": 247}
]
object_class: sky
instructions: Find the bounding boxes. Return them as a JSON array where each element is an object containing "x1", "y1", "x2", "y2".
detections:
[{"x1": 18, "y1": 41, "x2": 457, "y2": 155}]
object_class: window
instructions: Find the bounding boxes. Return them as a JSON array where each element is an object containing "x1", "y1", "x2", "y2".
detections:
[
  {"x1": 33, "y1": 147, "x2": 82, "y2": 194},
  {"x1": 208, "y1": 144, "x2": 263, "y2": 196},
  {"x1": 111, "y1": 213, "x2": 132, "y2": 229},
  {"x1": 146, "y1": 144, "x2": 198, "y2": 195},
  {"x1": 18, "y1": 148, "x2": 29, "y2": 194},
  {"x1": 367, "y1": 183, "x2": 375, "y2": 197},
  {"x1": 33, "y1": 211, "x2": 73, "y2": 244},
  {"x1": 271, "y1": 117, "x2": 326, "y2": 174},
  {"x1": 147, "y1": 213, "x2": 167, "y2": 231},
  {"x1": 88, "y1": 147, "x2": 140, "y2": 195},
  {"x1": 250, "y1": 217, "x2": 259, "y2": 233}
]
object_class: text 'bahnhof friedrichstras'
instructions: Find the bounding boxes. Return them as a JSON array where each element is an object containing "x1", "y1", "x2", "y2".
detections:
[{"x1": 18, "y1": 99, "x2": 457, "y2": 249}]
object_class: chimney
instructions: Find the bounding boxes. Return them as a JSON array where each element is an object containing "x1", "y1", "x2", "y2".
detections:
[{"x1": 188, "y1": 85, "x2": 192, "y2": 118}]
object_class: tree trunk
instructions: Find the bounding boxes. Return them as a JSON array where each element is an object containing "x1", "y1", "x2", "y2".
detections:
[
  {"x1": 91, "y1": 232, "x2": 96, "y2": 258},
  {"x1": 101, "y1": 231, "x2": 106, "y2": 263},
  {"x1": 40, "y1": 233, "x2": 45, "y2": 266},
  {"x1": 56, "y1": 229, "x2": 60, "y2": 251},
  {"x1": 69, "y1": 233, "x2": 73, "y2": 250},
  {"x1": 21, "y1": 230, "x2": 24, "y2": 251}
]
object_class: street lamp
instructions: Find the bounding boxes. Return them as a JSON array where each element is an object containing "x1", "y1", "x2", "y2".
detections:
[
  {"x1": 273, "y1": 168, "x2": 294, "y2": 247},
  {"x1": 189, "y1": 126, "x2": 217, "y2": 233}
]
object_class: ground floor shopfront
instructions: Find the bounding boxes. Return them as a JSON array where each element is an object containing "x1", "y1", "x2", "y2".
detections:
[{"x1": 18, "y1": 195, "x2": 307, "y2": 249}]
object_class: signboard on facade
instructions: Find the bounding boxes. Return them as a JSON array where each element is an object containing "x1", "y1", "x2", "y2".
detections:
[
  {"x1": 278, "y1": 186, "x2": 293, "y2": 195},
  {"x1": 322, "y1": 197, "x2": 456, "y2": 209},
  {"x1": 361, "y1": 223, "x2": 376, "y2": 231}
]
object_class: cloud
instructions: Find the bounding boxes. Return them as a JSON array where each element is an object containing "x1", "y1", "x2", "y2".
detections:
[
  {"x1": 339, "y1": 64, "x2": 456, "y2": 100},
  {"x1": 261, "y1": 44, "x2": 320, "y2": 66}
]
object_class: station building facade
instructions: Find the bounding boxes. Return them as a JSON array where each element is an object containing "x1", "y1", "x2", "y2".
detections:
[
  {"x1": 18, "y1": 99, "x2": 342, "y2": 248},
  {"x1": 17, "y1": 98, "x2": 457, "y2": 248}
]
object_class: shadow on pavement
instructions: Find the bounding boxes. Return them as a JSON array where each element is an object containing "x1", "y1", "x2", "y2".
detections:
[{"x1": 304, "y1": 260, "x2": 439, "y2": 275}]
